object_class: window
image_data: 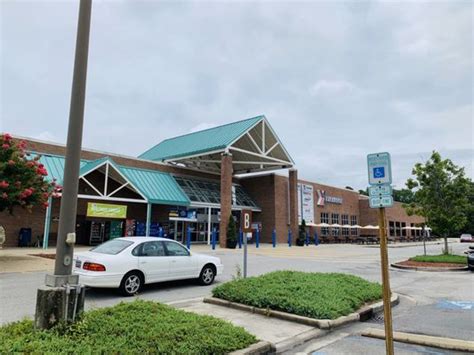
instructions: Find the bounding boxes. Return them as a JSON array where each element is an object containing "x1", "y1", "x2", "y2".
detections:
[
  {"x1": 395, "y1": 222, "x2": 401, "y2": 236},
  {"x1": 401, "y1": 222, "x2": 406, "y2": 236},
  {"x1": 91, "y1": 239, "x2": 134, "y2": 255},
  {"x1": 389, "y1": 221, "x2": 395, "y2": 237},
  {"x1": 410, "y1": 223, "x2": 415, "y2": 237},
  {"x1": 351, "y1": 215, "x2": 358, "y2": 236},
  {"x1": 164, "y1": 241, "x2": 190, "y2": 256},
  {"x1": 331, "y1": 213, "x2": 339, "y2": 236},
  {"x1": 321, "y1": 212, "x2": 329, "y2": 236},
  {"x1": 342, "y1": 214, "x2": 349, "y2": 236},
  {"x1": 133, "y1": 241, "x2": 165, "y2": 257}
]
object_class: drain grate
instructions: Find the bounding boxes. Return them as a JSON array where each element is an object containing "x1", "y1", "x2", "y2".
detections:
[{"x1": 369, "y1": 313, "x2": 385, "y2": 324}]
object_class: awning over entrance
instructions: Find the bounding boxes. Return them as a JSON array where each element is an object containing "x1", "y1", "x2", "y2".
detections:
[
  {"x1": 138, "y1": 115, "x2": 294, "y2": 174},
  {"x1": 32, "y1": 153, "x2": 190, "y2": 206}
]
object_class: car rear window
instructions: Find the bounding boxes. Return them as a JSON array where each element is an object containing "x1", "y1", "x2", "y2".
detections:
[{"x1": 91, "y1": 240, "x2": 134, "y2": 255}]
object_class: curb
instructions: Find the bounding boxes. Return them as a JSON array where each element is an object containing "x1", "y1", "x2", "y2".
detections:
[
  {"x1": 391, "y1": 263, "x2": 468, "y2": 272},
  {"x1": 203, "y1": 293, "x2": 399, "y2": 330},
  {"x1": 228, "y1": 341, "x2": 272, "y2": 355},
  {"x1": 362, "y1": 328, "x2": 474, "y2": 352}
]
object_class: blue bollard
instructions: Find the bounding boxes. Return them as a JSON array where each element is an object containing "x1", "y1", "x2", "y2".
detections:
[
  {"x1": 186, "y1": 226, "x2": 191, "y2": 250},
  {"x1": 314, "y1": 232, "x2": 319, "y2": 246},
  {"x1": 288, "y1": 230, "x2": 292, "y2": 247},
  {"x1": 256, "y1": 229, "x2": 260, "y2": 248},
  {"x1": 238, "y1": 229, "x2": 243, "y2": 249},
  {"x1": 211, "y1": 228, "x2": 216, "y2": 250},
  {"x1": 306, "y1": 231, "x2": 310, "y2": 246},
  {"x1": 272, "y1": 229, "x2": 276, "y2": 248},
  {"x1": 158, "y1": 227, "x2": 163, "y2": 238}
]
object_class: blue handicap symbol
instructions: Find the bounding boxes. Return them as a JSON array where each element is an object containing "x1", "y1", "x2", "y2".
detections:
[{"x1": 373, "y1": 167, "x2": 385, "y2": 179}]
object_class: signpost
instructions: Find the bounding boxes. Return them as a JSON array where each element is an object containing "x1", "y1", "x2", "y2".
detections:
[
  {"x1": 367, "y1": 152, "x2": 394, "y2": 355},
  {"x1": 241, "y1": 210, "x2": 252, "y2": 278}
]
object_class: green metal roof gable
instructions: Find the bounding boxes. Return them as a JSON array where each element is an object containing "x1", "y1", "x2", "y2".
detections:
[
  {"x1": 29, "y1": 153, "x2": 189, "y2": 206},
  {"x1": 139, "y1": 115, "x2": 264, "y2": 161},
  {"x1": 119, "y1": 166, "x2": 190, "y2": 206}
]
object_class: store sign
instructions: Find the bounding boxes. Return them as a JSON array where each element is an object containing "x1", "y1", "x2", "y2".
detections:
[
  {"x1": 316, "y1": 190, "x2": 343, "y2": 206},
  {"x1": 86, "y1": 203, "x2": 127, "y2": 219},
  {"x1": 298, "y1": 183, "x2": 315, "y2": 224}
]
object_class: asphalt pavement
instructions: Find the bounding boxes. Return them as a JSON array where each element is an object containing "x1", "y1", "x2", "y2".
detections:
[{"x1": 1, "y1": 241, "x2": 473, "y2": 354}]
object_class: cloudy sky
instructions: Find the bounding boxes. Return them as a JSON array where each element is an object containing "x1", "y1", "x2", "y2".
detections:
[{"x1": 1, "y1": 0, "x2": 472, "y2": 190}]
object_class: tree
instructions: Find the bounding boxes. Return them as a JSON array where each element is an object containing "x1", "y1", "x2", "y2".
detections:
[
  {"x1": 226, "y1": 214, "x2": 237, "y2": 248},
  {"x1": 460, "y1": 181, "x2": 474, "y2": 235},
  {"x1": 297, "y1": 219, "x2": 307, "y2": 246},
  {"x1": 392, "y1": 188, "x2": 415, "y2": 203},
  {"x1": 405, "y1": 151, "x2": 472, "y2": 253},
  {"x1": 358, "y1": 188, "x2": 369, "y2": 196},
  {"x1": 0, "y1": 133, "x2": 60, "y2": 214}
]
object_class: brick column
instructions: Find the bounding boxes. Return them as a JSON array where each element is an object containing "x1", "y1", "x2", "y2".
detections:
[
  {"x1": 288, "y1": 168, "x2": 298, "y2": 244},
  {"x1": 219, "y1": 152, "x2": 233, "y2": 248}
]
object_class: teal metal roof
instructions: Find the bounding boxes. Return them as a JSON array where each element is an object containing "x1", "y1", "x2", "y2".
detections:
[
  {"x1": 120, "y1": 167, "x2": 190, "y2": 206},
  {"x1": 29, "y1": 153, "x2": 189, "y2": 206},
  {"x1": 139, "y1": 115, "x2": 264, "y2": 161}
]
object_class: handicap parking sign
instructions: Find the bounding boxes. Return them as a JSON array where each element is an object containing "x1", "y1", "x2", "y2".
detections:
[{"x1": 373, "y1": 167, "x2": 385, "y2": 179}]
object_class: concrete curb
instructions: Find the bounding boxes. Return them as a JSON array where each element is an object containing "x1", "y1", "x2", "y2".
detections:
[
  {"x1": 203, "y1": 293, "x2": 399, "y2": 330},
  {"x1": 362, "y1": 328, "x2": 474, "y2": 352},
  {"x1": 391, "y1": 262, "x2": 468, "y2": 272},
  {"x1": 228, "y1": 341, "x2": 272, "y2": 355}
]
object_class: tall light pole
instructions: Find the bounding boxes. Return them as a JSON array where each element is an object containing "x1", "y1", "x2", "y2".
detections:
[{"x1": 35, "y1": 0, "x2": 92, "y2": 329}]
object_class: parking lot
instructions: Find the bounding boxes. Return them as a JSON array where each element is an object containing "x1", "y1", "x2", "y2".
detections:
[{"x1": 1, "y1": 240, "x2": 473, "y2": 351}]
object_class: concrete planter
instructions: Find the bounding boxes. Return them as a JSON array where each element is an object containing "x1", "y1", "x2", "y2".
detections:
[
  {"x1": 391, "y1": 262, "x2": 468, "y2": 272},
  {"x1": 204, "y1": 293, "x2": 399, "y2": 330}
]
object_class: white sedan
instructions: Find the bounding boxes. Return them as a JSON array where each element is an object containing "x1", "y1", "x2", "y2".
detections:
[{"x1": 73, "y1": 237, "x2": 223, "y2": 296}]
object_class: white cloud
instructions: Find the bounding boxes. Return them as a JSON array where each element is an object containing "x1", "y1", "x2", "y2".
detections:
[{"x1": 308, "y1": 79, "x2": 357, "y2": 97}]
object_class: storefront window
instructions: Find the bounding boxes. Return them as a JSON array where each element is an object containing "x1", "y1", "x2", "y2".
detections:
[
  {"x1": 389, "y1": 221, "x2": 395, "y2": 236},
  {"x1": 350, "y1": 215, "x2": 358, "y2": 236},
  {"x1": 401, "y1": 222, "x2": 406, "y2": 236},
  {"x1": 331, "y1": 213, "x2": 339, "y2": 236},
  {"x1": 321, "y1": 213, "x2": 329, "y2": 236},
  {"x1": 342, "y1": 214, "x2": 349, "y2": 236}
]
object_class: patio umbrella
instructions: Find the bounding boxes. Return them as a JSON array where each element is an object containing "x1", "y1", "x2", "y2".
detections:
[
  {"x1": 362, "y1": 225, "x2": 380, "y2": 229},
  {"x1": 402, "y1": 226, "x2": 413, "y2": 230},
  {"x1": 314, "y1": 223, "x2": 330, "y2": 227},
  {"x1": 351, "y1": 224, "x2": 362, "y2": 229},
  {"x1": 342, "y1": 224, "x2": 352, "y2": 228},
  {"x1": 330, "y1": 223, "x2": 342, "y2": 228}
]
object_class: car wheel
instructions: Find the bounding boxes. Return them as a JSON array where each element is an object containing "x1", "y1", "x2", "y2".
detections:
[
  {"x1": 199, "y1": 265, "x2": 215, "y2": 286},
  {"x1": 119, "y1": 272, "x2": 143, "y2": 296}
]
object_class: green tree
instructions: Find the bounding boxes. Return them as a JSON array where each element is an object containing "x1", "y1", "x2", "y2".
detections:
[
  {"x1": 297, "y1": 219, "x2": 307, "y2": 246},
  {"x1": 392, "y1": 188, "x2": 415, "y2": 203},
  {"x1": 226, "y1": 214, "x2": 237, "y2": 248},
  {"x1": 460, "y1": 181, "x2": 474, "y2": 235},
  {"x1": 0, "y1": 133, "x2": 60, "y2": 214},
  {"x1": 405, "y1": 151, "x2": 472, "y2": 253}
]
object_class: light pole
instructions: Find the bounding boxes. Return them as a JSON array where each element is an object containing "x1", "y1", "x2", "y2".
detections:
[{"x1": 35, "y1": 0, "x2": 92, "y2": 329}]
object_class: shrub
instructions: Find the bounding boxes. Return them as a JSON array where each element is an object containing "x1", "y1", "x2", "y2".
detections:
[
  {"x1": 409, "y1": 254, "x2": 467, "y2": 264},
  {"x1": 212, "y1": 271, "x2": 382, "y2": 319},
  {"x1": 226, "y1": 214, "x2": 237, "y2": 248},
  {"x1": 0, "y1": 300, "x2": 256, "y2": 354}
]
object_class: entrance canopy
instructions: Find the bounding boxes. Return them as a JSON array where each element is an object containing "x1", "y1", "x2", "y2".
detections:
[{"x1": 139, "y1": 115, "x2": 294, "y2": 174}]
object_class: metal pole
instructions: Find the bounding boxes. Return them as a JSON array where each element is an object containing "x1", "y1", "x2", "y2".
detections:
[
  {"x1": 145, "y1": 203, "x2": 151, "y2": 236},
  {"x1": 42, "y1": 196, "x2": 52, "y2": 250},
  {"x1": 378, "y1": 207, "x2": 394, "y2": 355},
  {"x1": 207, "y1": 207, "x2": 212, "y2": 245},
  {"x1": 243, "y1": 231, "x2": 248, "y2": 278},
  {"x1": 53, "y1": 0, "x2": 92, "y2": 276}
]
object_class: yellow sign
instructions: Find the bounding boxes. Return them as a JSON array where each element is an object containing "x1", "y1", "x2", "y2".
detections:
[{"x1": 86, "y1": 203, "x2": 127, "y2": 219}]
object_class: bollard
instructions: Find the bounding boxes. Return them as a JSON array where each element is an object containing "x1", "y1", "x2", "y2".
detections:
[
  {"x1": 256, "y1": 229, "x2": 260, "y2": 248},
  {"x1": 314, "y1": 232, "x2": 319, "y2": 246},
  {"x1": 272, "y1": 229, "x2": 276, "y2": 248},
  {"x1": 158, "y1": 227, "x2": 163, "y2": 238},
  {"x1": 238, "y1": 228, "x2": 243, "y2": 249},
  {"x1": 186, "y1": 226, "x2": 191, "y2": 250},
  {"x1": 211, "y1": 228, "x2": 216, "y2": 250},
  {"x1": 288, "y1": 229, "x2": 292, "y2": 247},
  {"x1": 306, "y1": 231, "x2": 310, "y2": 246}
]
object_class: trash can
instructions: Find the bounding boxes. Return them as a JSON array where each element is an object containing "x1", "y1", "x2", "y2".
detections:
[{"x1": 18, "y1": 228, "x2": 32, "y2": 247}]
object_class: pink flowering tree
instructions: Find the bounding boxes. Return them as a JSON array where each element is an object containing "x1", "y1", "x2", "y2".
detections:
[{"x1": 0, "y1": 133, "x2": 61, "y2": 214}]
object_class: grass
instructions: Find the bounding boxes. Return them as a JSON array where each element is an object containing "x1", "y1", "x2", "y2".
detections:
[
  {"x1": 409, "y1": 254, "x2": 467, "y2": 264},
  {"x1": 212, "y1": 271, "x2": 382, "y2": 320},
  {"x1": 0, "y1": 300, "x2": 256, "y2": 354}
]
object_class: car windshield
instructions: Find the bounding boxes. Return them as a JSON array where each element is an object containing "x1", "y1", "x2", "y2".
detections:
[{"x1": 90, "y1": 239, "x2": 134, "y2": 255}]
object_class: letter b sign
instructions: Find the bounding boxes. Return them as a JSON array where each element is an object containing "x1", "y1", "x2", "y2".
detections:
[{"x1": 242, "y1": 210, "x2": 252, "y2": 233}]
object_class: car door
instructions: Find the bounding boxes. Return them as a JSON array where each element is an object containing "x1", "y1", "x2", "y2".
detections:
[
  {"x1": 163, "y1": 241, "x2": 198, "y2": 279},
  {"x1": 134, "y1": 241, "x2": 169, "y2": 283}
]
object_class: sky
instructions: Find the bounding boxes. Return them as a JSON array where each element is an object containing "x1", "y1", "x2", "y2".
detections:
[{"x1": 1, "y1": 0, "x2": 472, "y2": 190}]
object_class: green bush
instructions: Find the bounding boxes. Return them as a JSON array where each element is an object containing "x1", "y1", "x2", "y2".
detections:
[
  {"x1": 409, "y1": 254, "x2": 467, "y2": 264},
  {"x1": 226, "y1": 214, "x2": 237, "y2": 248},
  {"x1": 0, "y1": 300, "x2": 256, "y2": 354},
  {"x1": 212, "y1": 271, "x2": 382, "y2": 320}
]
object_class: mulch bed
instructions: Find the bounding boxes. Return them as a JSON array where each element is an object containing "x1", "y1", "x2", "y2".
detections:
[
  {"x1": 29, "y1": 253, "x2": 56, "y2": 260},
  {"x1": 397, "y1": 260, "x2": 463, "y2": 268}
]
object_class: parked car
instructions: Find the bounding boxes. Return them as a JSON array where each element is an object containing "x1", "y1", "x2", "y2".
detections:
[
  {"x1": 73, "y1": 237, "x2": 223, "y2": 296},
  {"x1": 460, "y1": 234, "x2": 473, "y2": 243},
  {"x1": 467, "y1": 246, "x2": 474, "y2": 272}
]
